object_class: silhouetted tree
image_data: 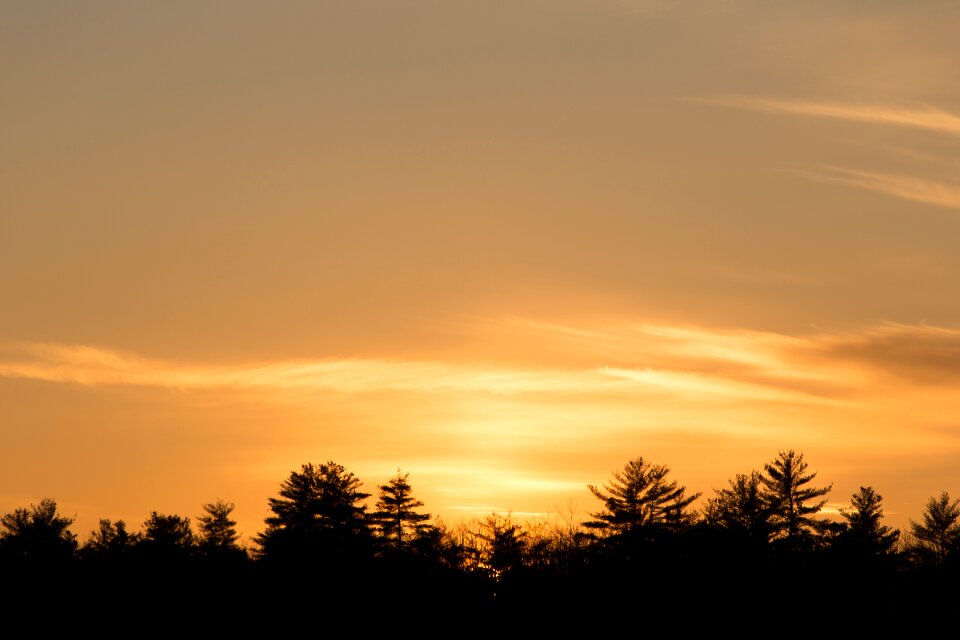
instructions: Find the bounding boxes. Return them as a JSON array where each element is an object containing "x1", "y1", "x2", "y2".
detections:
[
  {"x1": 255, "y1": 461, "x2": 372, "y2": 564},
  {"x1": 138, "y1": 512, "x2": 194, "y2": 562},
  {"x1": 476, "y1": 513, "x2": 528, "y2": 579},
  {"x1": 408, "y1": 518, "x2": 466, "y2": 569},
  {"x1": 835, "y1": 486, "x2": 899, "y2": 557},
  {"x1": 704, "y1": 471, "x2": 774, "y2": 544},
  {"x1": 0, "y1": 498, "x2": 77, "y2": 564},
  {"x1": 197, "y1": 499, "x2": 243, "y2": 558},
  {"x1": 760, "y1": 450, "x2": 831, "y2": 548},
  {"x1": 372, "y1": 471, "x2": 431, "y2": 551},
  {"x1": 585, "y1": 457, "x2": 700, "y2": 537},
  {"x1": 82, "y1": 518, "x2": 136, "y2": 560},
  {"x1": 910, "y1": 492, "x2": 960, "y2": 566},
  {"x1": 540, "y1": 507, "x2": 592, "y2": 575}
]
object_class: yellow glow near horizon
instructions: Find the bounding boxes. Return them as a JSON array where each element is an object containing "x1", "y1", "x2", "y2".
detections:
[{"x1": 3, "y1": 319, "x2": 960, "y2": 537}]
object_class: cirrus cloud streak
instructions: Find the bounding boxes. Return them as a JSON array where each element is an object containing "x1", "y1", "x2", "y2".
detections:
[
  {"x1": 805, "y1": 167, "x2": 960, "y2": 210},
  {"x1": 699, "y1": 95, "x2": 960, "y2": 138},
  {"x1": 4, "y1": 320, "x2": 960, "y2": 404}
]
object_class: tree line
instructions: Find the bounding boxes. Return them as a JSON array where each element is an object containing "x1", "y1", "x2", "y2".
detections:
[{"x1": 2, "y1": 450, "x2": 960, "y2": 625}]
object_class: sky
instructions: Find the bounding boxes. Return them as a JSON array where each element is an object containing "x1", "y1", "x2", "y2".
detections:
[{"x1": 3, "y1": 1, "x2": 960, "y2": 542}]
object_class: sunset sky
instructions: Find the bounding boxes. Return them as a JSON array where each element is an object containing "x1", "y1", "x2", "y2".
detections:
[{"x1": 4, "y1": 1, "x2": 960, "y2": 541}]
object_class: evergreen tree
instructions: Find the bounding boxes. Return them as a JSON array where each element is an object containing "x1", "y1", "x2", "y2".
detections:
[
  {"x1": 372, "y1": 471, "x2": 431, "y2": 550},
  {"x1": 475, "y1": 513, "x2": 528, "y2": 579},
  {"x1": 910, "y1": 491, "x2": 960, "y2": 566},
  {"x1": 836, "y1": 486, "x2": 899, "y2": 556},
  {"x1": 197, "y1": 499, "x2": 243, "y2": 557},
  {"x1": 82, "y1": 519, "x2": 136, "y2": 560},
  {"x1": 408, "y1": 518, "x2": 465, "y2": 570},
  {"x1": 139, "y1": 512, "x2": 194, "y2": 561},
  {"x1": 704, "y1": 471, "x2": 774, "y2": 543},
  {"x1": 0, "y1": 498, "x2": 77, "y2": 564},
  {"x1": 585, "y1": 457, "x2": 700, "y2": 536},
  {"x1": 759, "y1": 450, "x2": 831, "y2": 548},
  {"x1": 255, "y1": 461, "x2": 371, "y2": 563}
]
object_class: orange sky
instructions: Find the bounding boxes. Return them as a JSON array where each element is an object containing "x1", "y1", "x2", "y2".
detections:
[{"x1": 3, "y1": 1, "x2": 960, "y2": 541}]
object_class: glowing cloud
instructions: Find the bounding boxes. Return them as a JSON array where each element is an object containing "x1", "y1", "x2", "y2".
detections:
[
  {"x1": 813, "y1": 323, "x2": 960, "y2": 384},
  {"x1": 0, "y1": 342, "x2": 619, "y2": 396},
  {"x1": 700, "y1": 96, "x2": 960, "y2": 137},
  {"x1": 598, "y1": 367, "x2": 848, "y2": 406},
  {"x1": 4, "y1": 320, "x2": 959, "y2": 404},
  {"x1": 806, "y1": 167, "x2": 960, "y2": 210}
]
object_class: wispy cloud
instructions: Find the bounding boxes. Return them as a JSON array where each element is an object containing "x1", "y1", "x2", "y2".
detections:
[
  {"x1": 497, "y1": 318, "x2": 960, "y2": 396},
  {"x1": 697, "y1": 95, "x2": 960, "y2": 210},
  {"x1": 0, "y1": 334, "x2": 845, "y2": 407},
  {"x1": 506, "y1": 320, "x2": 858, "y2": 387},
  {"x1": 0, "y1": 343, "x2": 615, "y2": 396},
  {"x1": 804, "y1": 167, "x2": 960, "y2": 210},
  {"x1": 633, "y1": 324, "x2": 809, "y2": 374},
  {"x1": 699, "y1": 95, "x2": 960, "y2": 138},
  {"x1": 814, "y1": 323, "x2": 960, "y2": 384},
  {"x1": 4, "y1": 321, "x2": 960, "y2": 405},
  {"x1": 599, "y1": 367, "x2": 845, "y2": 405}
]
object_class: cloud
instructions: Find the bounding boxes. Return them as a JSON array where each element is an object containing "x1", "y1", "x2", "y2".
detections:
[
  {"x1": 0, "y1": 342, "x2": 615, "y2": 396},
  {"x1": 805, "y1": 167, "x2": 960, "y2": 210},
  {"x1": 508, "y1": 320, "x2": 856, "y2": 387},
  {"x1": 813, "y1": 323, "x2": 960, "y2": 385},
  {"x1": 699, "y1": 95, "x2": 960, "y2": 138},
  {"x1": 4, "y1": 321, "x2": 960, "y2": 406},
  {"x1": 496, "y1": 318, "x2": 960, "y2": 398},
  {"x1": 0, "y1": 331, "x2": 848, "y2": 407},
  {"x1": 697, "y1": 96, "x2": 960, "y2": 210},
  {"x1": 599, "y1": 366, "x2": 846, "y2": 406},
  {"x1": 632, "y1": 324, "x2": 809, "y2": 374}
]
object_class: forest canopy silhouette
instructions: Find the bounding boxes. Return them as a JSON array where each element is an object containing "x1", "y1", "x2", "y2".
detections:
[{"x1": 2, "y1": 450, "x2": 959, "y2": 625}]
